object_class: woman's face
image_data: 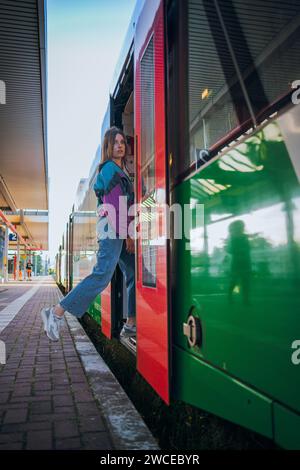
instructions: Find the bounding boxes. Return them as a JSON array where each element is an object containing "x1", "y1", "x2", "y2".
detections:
[{"x1": 112, "y1": 133, "x2": 126, "y2": 159}]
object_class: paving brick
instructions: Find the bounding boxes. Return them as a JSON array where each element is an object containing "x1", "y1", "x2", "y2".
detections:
[
  {"x1": 17, "y1": 365, "x2": 34, "y2": 371},
  {"x1": 0, "y1": 374, "x2": 16, "y2": 383},
  {"x1": 73, "y1": 391, "x2": 95, "y2": 403},
  {"x1": 54, "y1": 420, "x2": 79, "y2": 439},
  {"x1": 30, "y1": 411, "x2": 76, "y2": 422},
  {"x1": 0, "y1": 442, "x2": 23, "y2": 450},
  {"x1": 36, "y1": 356, "x2": 51, "y2": 363},
  {"x1": 50, "y1": 354, "x2": 64, "y2": 361},
  {"x1": 32, "y1": 390, "x2": 53, "y2": 398},
  {"x1": 52, "y1": 386, "x2": 71, "y2": 394},
  {"x1": 1, "y1": 421, "x2": 52, "y2": 433},
  {"x1": 3, "y1": 367, "x2": 19, "y2": 375},
  {"x1": 53, "y1": 395, "x2": 74, "y2": 407},
  {"x1": 4, "y1": 408, "x2": 28, "y2": 424},
  {"x1": 63, "y1": 345, "x2": 77, "y2": 351},
  {"x1": 70, "y1": 383, "x2": 91, "y2": 393},
  {"x1": 16, "y1": 372, "x2": 33, "y2": 380},
  {"x1": 0, "y1": 368, "x2": 17, "y2": 376},
  {"x1": 36, "y1": 350, "x2": 50, "y2": 356},
  {"x1": 14, "y1": 377, "x2": 33, "y2": 385},
  {"x1": 55, "y1": 437, "x2": 81, "y2": 450},
  {"x1": 11, "y1": 396, "x2": 51, "y2": 404},
  {"x1": 31, "y1": 401, "x2": 52, "y2": 414},
  {"x1": 26, "y1": 430, "x2": 52, "y2": 450},
  {"x1": 0, "y1": 402, "x2": 26, "y2": 411},
  {"x1": 64, "y1": 354, "x2": 78, "y2": 360},
  {"x1": 51, "y1": 362, "x2": 66, "y2": 371},
  {"x1": 6, "y1": 361, "x2": 21, "y2": 368},
  {"x1": 0, "y1": 432, "x2": 23, "y2": 444},
  {"x1": 52, "y1": 376, "x2": 69, "y2": 385},
  {"x1": 37, "y1": 349, "x2": 50, "y2": 356},
  {"x1": 34, "y1": 373, "x2": 50, "y2": 381},
  {"x1": 33, "y1": 382, "x2": 52, "y2": 391},
  {"x1": 35, "y1": 365, "x2": 51, "y2": 374},
  {"x1": 11, "y1": 385, "x2": 32, "y2": 397},
  {"x1": 0, "y1": 392, "x2": 10, "y2": 403},
  {"x1": 0, "y1": 384, "x2": 13, "y2": 393},
  {"x1": 23, "y1": 346, "x2": 37, "y2": 353},
  {"x1": 52, "y1": 404, "x2": 76, "y2": 414},
  {"x1": 82, "y1": 432, "x2": 113, "y2": 450},
  {"x1": 69, "y1": 376, "x2": 87, "y2": 384},
  {"x1": 68, "y1": 368, "x2": 87, "y2": 376},
  {"x1": 66, "y1": 360, "x2": 82, "y2": 368},
  {"x1": 76, "y1": 402, "x2": 101, "y2": 416},
  {"x1": 79, "y1": 416, "x2": 106, "y2": 433}
]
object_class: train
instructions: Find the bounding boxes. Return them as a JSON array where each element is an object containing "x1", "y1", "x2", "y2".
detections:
[{"x1": 55, "y1": 0, "x2": 300, "y2": 449}]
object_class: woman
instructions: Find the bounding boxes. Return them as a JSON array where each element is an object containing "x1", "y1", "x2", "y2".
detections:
[{"x1": 41, "y1": 127, "x2": 136, "y2": 341}]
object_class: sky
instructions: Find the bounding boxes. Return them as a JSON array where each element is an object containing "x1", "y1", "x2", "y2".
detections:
[{"x1": 47, "y1": 0, "x2": 136, "y2": 264}]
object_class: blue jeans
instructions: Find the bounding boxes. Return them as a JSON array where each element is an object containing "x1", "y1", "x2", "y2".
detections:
[{"x1": 60, "y1": 238, "x2": 135, "y2": 318}]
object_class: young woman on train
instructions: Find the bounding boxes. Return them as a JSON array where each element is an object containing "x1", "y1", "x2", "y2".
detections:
[{"x1": 41, "y1": 126, "x2": 136, "y2": 341}]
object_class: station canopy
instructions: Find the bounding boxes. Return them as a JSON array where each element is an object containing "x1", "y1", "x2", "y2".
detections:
[{"x1": 0, "y1": 0, "x2": 48, "y2": 250}]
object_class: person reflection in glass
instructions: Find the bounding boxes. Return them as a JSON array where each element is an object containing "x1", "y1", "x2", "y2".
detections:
[{"x1": 227, "y1": 220, "x2": 251, "y2": 305}]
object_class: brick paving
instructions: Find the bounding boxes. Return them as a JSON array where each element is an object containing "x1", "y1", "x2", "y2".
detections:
[{"x1": 0, "y1": 279, "x2": 114, "y2": 450}]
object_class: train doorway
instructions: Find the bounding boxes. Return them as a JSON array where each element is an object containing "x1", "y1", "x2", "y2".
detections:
[
  {"x1": 102, "y1": 0, "x2": 170, "y2": 405},
  {"x1": 135, "y1": 0, "x2": 170, "y2": 404}
]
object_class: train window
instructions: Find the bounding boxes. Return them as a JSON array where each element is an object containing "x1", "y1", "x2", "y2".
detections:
[
  {"x1": 140, "y1": 37, "x2": 157, "y2": 288},
  {"x1": 187, "y1": 0, "x2": 250, "y2": 167},
  {"x1": 182, "y1": 0, "x2": 300, "y2": 179},
  {"x1": 225, "y1": 0, "x2": 300, "y2": 116}
]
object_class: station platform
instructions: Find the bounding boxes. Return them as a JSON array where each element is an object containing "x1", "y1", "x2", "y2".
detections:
[{"x1": 0, "y1": 277, "x2": 158, "y2": 450}]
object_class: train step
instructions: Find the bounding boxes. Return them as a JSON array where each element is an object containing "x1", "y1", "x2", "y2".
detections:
[{"x1": 119, "y1": 335, "x2": 137, "y2": 355}]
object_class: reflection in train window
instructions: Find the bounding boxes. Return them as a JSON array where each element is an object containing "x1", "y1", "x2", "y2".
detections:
[{"x1": 140, "y1": 37, "x2": 157, "y2": 287}]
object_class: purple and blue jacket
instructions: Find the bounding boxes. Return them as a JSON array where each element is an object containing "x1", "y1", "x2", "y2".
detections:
[{"x1": 93, "y1": 160, "x2": 134, "y2": 239}]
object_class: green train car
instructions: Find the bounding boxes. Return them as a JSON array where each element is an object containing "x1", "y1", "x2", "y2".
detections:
[{"x1": 57, "y1": 0, "x2": 300, "y2": 448}]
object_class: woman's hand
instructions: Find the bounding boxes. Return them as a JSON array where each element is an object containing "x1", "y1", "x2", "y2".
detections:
[{"x1": 126, "y1": 237, "x2": 135, "y2": 254}]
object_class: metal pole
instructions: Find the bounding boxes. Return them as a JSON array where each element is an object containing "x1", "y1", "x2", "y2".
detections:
[
  {"x1": 16, "y1": 238, "x2": 20, "y2": 281},
  {"x1": 34, "y1": 252, "x2": 37, "y2": 277},
  {"x1": 23, "y1": 251, "x2": 26, "y2": 281},
  {"x1": 13, "y1": 254, "x2": 16, "y2": 280},
  {"x1": 3, "y1": 226, "x2": 9, "y2": 282}
]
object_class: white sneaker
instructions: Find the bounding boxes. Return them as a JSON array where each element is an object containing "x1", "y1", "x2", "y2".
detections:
[
  {"x1": 40, "y1": 307, "x2": 64, "y2": 341},
  {"x1": 120, "y1": 323, "x2": 136, "y2": 338}
]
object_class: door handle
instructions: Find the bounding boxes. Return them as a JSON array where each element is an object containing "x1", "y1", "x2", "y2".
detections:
[{"x1": 183, "y1": 314, "x2": 202, "y2": 348}]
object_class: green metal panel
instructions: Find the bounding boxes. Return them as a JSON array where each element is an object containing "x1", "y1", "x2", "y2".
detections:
[
  {"x1": 172, "y1": 109, "x2": 300, "y2": 442},
  {"x1": 273, "y1": 403, "x2": 300, "y2": 449},
  {"x1": 87, "y1": 294, "x2": 101, "y2": 325},
  {"x1": 173, "y1": 345, "x2": 273, "y2": 438}
]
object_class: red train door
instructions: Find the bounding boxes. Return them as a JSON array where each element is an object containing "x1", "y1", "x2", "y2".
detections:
[
  {"x1": 135, "y1": 0, "x2": 169, "y2": 404},
  {"x1": 101, "y1": 283, "x2": 111, "y2": 339}
]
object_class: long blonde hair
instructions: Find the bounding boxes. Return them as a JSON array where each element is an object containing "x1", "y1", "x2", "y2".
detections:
[{"x1": 100, "y1": 126, "x2": 128, "y2": 167}]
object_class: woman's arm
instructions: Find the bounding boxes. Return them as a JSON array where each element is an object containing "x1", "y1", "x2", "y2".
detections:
[{"x1": 125, "y1": 237, "x2": 135, "y2": 254}]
